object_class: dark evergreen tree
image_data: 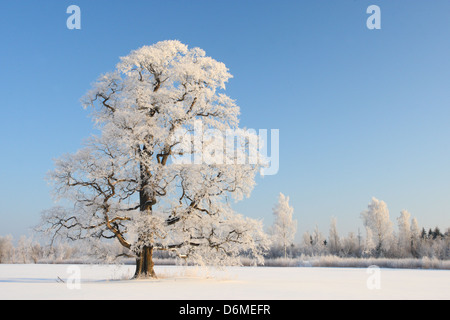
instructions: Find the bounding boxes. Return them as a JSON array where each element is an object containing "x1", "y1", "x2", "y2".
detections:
[
  {"x1": 433, "y1": 227, "x2": 442, "y2": 240},
  {"x1": 421, "y1": 228, "x2": 427, "y2": 239}
]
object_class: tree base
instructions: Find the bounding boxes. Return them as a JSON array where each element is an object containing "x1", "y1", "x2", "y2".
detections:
[
  {"x1": 133, "y1": 246, "x2": 156, "y2": 279},
  {"x1": 132, "y1": 272, "x2": 157, "y2": 280}
]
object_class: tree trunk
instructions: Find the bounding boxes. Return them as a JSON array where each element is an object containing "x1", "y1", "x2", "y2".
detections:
[
  {"x1": 133, "y1": 160, "x2": 157, "y2": 278},
  {"x1": 134, "y1": 246, "x2": 156, "y2": 279}
]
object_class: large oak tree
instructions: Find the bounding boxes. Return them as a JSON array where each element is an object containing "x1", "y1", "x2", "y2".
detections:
[{"x1": 39, "y1": 40, "x2": 268, "y2": 278}]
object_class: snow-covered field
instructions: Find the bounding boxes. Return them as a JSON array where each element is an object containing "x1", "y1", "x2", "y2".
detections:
[{"x1": 0, "y1": 264, "x2": 448, "y2": 300}]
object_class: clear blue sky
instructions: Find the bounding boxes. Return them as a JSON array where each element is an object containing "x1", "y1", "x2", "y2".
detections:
[{"x1": 0, "y1": 0, "x2": 449, "y2": 241}]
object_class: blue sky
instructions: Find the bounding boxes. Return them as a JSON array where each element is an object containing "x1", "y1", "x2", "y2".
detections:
[{"x1": 0, "y1": 0, "x2": 449, "y2": 241}]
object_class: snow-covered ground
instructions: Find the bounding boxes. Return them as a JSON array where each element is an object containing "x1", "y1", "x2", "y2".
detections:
[{"x1": 0, "y1": 264, "x2": 448, "y2": 300}]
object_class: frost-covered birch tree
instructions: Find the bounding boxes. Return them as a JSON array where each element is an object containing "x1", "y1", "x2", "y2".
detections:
[
  {"x1": 328, "y1": 217, "x2": 341, "y2": 255},
  {"x1": 0, "y1": 236, "x2": 14, "y2": 264},
  {"x1": 38, "y1": 40, "x2": 269, "y2": 278},
  {"x1": 410, "y1": 217, "x2": 421, "y2": 258},
  {"x1": 269, "y1": 193, "x2": 297, "y2": 259},
  {"x1": 397, "y1": 210, "x2": 412, "y2": 257},
  {"x1": 361, "y1": 197, "x2": 393, "y2": 257}
]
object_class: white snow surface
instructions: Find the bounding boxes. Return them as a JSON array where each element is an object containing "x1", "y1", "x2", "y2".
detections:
[{"x1": 0, "y1": 264, "x2": 448, "y2": 300}]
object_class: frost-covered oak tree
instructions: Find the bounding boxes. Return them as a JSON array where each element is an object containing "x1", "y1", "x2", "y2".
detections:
[{"x1": 39, "y1": 40, "x2": 269, "y2": 278}]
